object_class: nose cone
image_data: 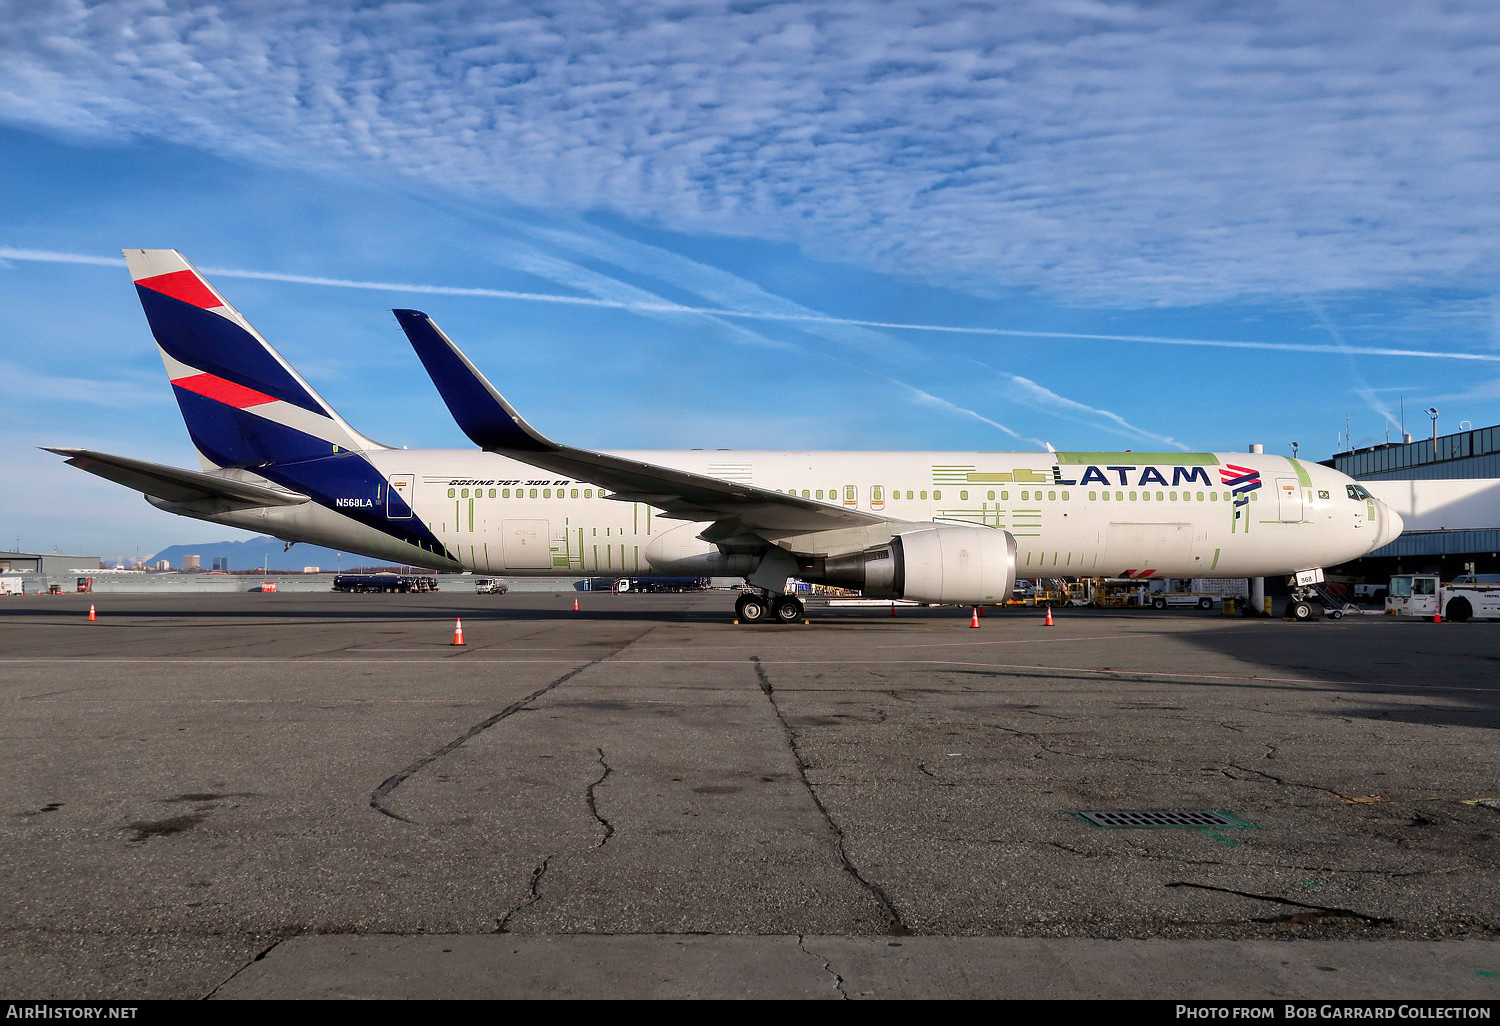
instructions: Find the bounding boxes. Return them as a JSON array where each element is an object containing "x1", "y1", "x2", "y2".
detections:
[{"x1": 1376, "y1": 501, "x2": 1404, "y2": 549}]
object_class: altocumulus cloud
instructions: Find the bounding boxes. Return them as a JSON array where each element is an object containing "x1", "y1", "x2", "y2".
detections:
[{"x1": 2, "y1": 0, "x2": 1499, "y2": 304}]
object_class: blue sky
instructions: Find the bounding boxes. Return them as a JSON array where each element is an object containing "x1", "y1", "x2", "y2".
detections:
[{"x1": 2, "y1": 0, "x2": 1499, "y2": 561}]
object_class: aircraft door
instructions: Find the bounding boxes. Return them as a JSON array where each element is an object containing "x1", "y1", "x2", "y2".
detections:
[
  {"x1": 503, "y1": 519, "x2": 553, "y2": 569},
  {"x1": 1275, "y1": 478, "x2": 1303, "y2": 523},
  {"x1": 387, "y1": 474, "x2": 415, "y2": 519}
]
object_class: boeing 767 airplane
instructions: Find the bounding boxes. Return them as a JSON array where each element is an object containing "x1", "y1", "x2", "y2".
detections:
[{"x1": 48, "y1": 250, "x2": 1403, "y2": 622}]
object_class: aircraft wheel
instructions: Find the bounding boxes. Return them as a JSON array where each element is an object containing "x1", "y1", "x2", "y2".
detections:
[
  {"x1": 772, "y1": 596, "x2": 804, "y2": 623},
  {"x1": 1289, "y1": 600, "x2": 1314, "y2": 621},
  {"x1": 736, "y1": 594, "x2": 770, "y2": 623}
]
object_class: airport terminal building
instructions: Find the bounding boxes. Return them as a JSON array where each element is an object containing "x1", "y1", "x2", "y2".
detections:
[{"x1": 1324, "y1": 423, "x2": 1500, "y2": 580}]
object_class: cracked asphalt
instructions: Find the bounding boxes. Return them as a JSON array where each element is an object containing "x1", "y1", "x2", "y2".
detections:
[{"x1": 2, "y1": 591, "x2": 1497, "y2": 999}]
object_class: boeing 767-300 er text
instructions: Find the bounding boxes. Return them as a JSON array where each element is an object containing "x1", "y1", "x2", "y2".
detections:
[{"x1": 48, "y1": 250, "x2": 1403, "y2": 622}]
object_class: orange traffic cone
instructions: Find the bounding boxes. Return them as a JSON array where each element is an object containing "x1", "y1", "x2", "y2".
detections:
[
  {"x1": 88, "y1": 604, "x2": 96, "y2": 622},
  {"x1": 573, "y1": 597, "x2": 580, "y2": 611},
  {"x1": 969, "y1": 607, "x2": 980, "y2": 628},
  {"x1": 979, "y1": 604, "x2": 986, "y2": 618},
  {"x1": 890, "y1": 603, "x2": 896, "y2": 617},
  {"x1": 1043, "y1": 605, "x2": 1055, "y2": 627},
  {"x1": 1433, "y1": 608, "x2": 1442, "y2": 624},
  {"x1": 451, "y1": 617, "x2": 466, "y2": 646}
]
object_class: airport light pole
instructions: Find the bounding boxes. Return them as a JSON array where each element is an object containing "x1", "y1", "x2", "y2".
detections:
[{"x1": 1426, "y1": 408, "x2": 1439, "y2": 459}]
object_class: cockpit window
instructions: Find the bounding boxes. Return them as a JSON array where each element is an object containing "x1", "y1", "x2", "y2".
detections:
[{"x1": 1346, "y1": 484, "x2": 1372, "y2": 500}]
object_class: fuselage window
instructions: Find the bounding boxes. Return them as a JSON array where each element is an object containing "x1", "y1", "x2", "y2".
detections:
[
  {"x1": 1047, "y1": 490, "x2": 1056, "y2": 501},
  {"x1": 801, "y1": 489, "x2": 810, "y2": 498},
  {"x1": 1169, "y1": 492, "x2": 1176, "y2": 501},
  {"x1": 461, "y1": 488, "x2": 469, "y2": 498},
  {"x1": 542, "y1": 488, "x2": 550, "y2": 498},
  {"x1": 571, "y1": 488, "x2": 579, "y2": 498},
  {"x1": 447, "y1": 488, "x2": 456, "y2": 498},
  {"x1": 933, "y1": 490, "x2": 941, "y2": 500},
  {"x1": 502, "y1": 488, "x2": 511, "y2": 498},
  {"x1": 987, "y1": 490, "x2": 995, "y2": 500},
  {"x1": 960, "y1": 490, "x2": 968, "y2": 500},
  {"x1": 530, "y1": 488, "x2": 538, "y2": 498},
  {"x1": 816, "y1": 489, "x2": 824, "y2": 499},
  {"x1": 1157, "y1": 491, "x2": 1165, "y2": 501},
  {"x1": 488, "y1": 489, "x2": 496, "y2": 498},
  {"x1": 1061, "y1": 490, "x2": 1069, "y2": 501},
  {"x1": 920, "y1": 490, "x2": 928, "y2": 500},
  {"x1": 907, "y1": 490, "x2": 914, "y2": 499},
  {"x1": 1209, "y1": 491, "x2": 1217, "y2": 501},
  {"x1": 1001, "y1": 491, "x2": 1009, "y2": 501},
  {"x1": 585, "y1": 489, "x2": 593, "y2": 498},
  {"x1": 1020, "y1": 490, "x2": 1029, "y2": 501},
  {"x1": 1130, "y1": 491, "x2": 1138, "y2": 501}
]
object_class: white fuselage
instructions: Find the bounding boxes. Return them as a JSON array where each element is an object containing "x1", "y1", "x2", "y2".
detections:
[{"x1": 184, "y1": 449, "x2": 1403, "y2": 581}]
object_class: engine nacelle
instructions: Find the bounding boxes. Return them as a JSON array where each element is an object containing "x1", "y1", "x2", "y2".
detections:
[{"x1": 813, "y1": 526, "x2": 1016, "y2": 605}]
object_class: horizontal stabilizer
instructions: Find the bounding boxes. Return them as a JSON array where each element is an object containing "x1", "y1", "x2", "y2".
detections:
[{"x1": 42, "y1": 448, "x2": 309, "y2": 508}]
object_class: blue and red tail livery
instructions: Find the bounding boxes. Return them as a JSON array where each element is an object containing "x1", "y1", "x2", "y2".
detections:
[{"x1": 125, "y1": 249, "x2": 382, "y2": 470}]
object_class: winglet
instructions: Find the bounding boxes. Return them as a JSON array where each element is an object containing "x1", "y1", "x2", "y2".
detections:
[{"x1": 392, "y1": 310, "x2": 557, "y2": 452}]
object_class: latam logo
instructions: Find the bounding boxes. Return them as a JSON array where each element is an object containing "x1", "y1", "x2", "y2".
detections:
[
  {"x1": 1054, "y1": 465, "x2": 1214, "y2": 487},
  {"x1": 1219, "y1": 464, "x2": 1262, "y2": 517}
]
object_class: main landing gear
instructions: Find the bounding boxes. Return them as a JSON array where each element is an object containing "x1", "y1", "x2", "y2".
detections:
[{"x1": 735, "y1": 591, "x2": 804, "y2": 624}]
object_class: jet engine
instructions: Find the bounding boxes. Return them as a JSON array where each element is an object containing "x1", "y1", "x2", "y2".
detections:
[{"x1": 810, "y1": 525, "x2": 1017, "y2": 605}]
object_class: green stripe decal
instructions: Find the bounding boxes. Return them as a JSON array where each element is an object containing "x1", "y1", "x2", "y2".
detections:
[
  {"x1": 1054, "y1": 452, "x2": 1219, "y2": 465},
  {"x1": 1289, "y1": 458, "x2": 1313, "y2": 488},
  {"x1": 1210, "y1": 547, "x2": 1220, "y2": 571}
]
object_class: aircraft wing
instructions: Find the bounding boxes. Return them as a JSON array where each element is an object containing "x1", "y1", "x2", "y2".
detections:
[
  {"x1": 393, "y1": 310, "x2": 889, "y2": 535},
  {"x1": 42, "y1": 448, "x2": 310, "y2": 508}
]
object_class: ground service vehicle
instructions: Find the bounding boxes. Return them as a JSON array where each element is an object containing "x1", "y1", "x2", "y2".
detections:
[
  {"x1": 332, "y1": 573, "x2": 438, "y2": 593},
  {"x1": 1386, "y1": 574, "x2": 1500, "y2": 621}
]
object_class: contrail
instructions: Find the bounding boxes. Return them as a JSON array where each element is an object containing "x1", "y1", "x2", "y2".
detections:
[{"x1": 6, "y1": 246, "x2": 1498, "y2": 363}]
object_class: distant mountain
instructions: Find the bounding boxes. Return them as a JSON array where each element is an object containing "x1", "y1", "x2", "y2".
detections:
[{"x1": 148, "y1": 536, "x2": 401, "y2": 572}]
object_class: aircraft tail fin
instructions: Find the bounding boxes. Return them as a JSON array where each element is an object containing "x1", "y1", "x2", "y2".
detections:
[{"x1": 125, "y1": 249, "x2": 384, "y2": 469}]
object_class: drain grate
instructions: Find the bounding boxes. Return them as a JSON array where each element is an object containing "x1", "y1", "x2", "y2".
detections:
[{"x1": 1071, "y1": 809, "x2": 1255, "y2": 830}]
